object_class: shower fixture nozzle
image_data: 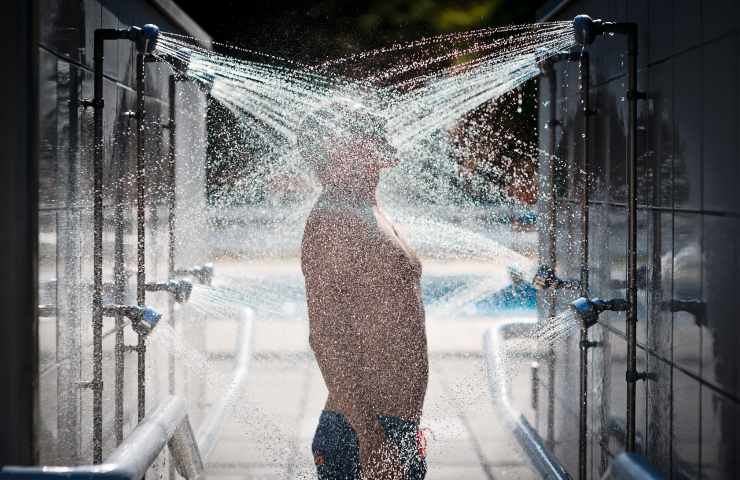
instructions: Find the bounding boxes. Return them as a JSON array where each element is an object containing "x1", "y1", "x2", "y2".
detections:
[
  {"x1": 573, "y1": 14, "x2": 601, "y2": 45},
  {"x1": 103, "y1": 304, "x2": 163, "y2": 335},
  {"x1": 573, "y1": 14, "x2": 635, "y2": 47},
  {"x1": 145, "y1": 279, "x2": 193, "y2": 303},
  {"x1": 532, "y1": 264, "x2": 581, "y2": 291},
  {"x1": 175, "y1": 263, "x2": 214, "y2": 286},
  {"x1": 570, "y1": 296, "x2": 628, "y2": 328},
  {"x1": 662, "y1": 299, "x2": 707, "y2": 327},
  {"x1": 130, "y1": 23, "x2": 160, "y2": 54}
]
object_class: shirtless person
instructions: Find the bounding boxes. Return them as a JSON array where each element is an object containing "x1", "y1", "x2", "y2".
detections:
[{"x1": 299, "y1": 102, "x2": 428, "y2": 480}]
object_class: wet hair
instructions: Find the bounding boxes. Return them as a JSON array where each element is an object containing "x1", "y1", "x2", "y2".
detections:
[{"x1": 296, "y1": 99, "x2": 389, "y2": 181}]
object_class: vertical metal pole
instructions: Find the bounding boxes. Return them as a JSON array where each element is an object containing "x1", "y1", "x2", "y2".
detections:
[
  {"x1": 91, "y1": 31, "x2": 105, "y2": 465},
  {"x1": 135, "y1": 52, "x2": 147, "y2": 424},
  {"x1": 625, "y1": 28, "x2": 639, "y2": 454},
  {"x1": 167, "y1": 74, "x2": 177, "y2": 396},
  {"x1": 545, "y1": 65, "x2": 558, "y2": 450},
  {"x1": 577, "y1": 51, "x2": 591, "y2": 480}
]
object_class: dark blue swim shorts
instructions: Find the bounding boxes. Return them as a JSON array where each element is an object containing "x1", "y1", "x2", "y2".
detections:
[{"x1": 311, "y1": 410, "x2": 427, "y2": 480}]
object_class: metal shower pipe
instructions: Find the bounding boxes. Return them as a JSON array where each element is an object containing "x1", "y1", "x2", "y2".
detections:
[
  {"x1": 87, "y1": 24, "x2": 159, "y2": 463},
  {"x1": 135, "y1": 50, "x2": 148, "y2": 425},
  {"x1": 573, "y1": 14, "x2": 647, "y2": 453}
]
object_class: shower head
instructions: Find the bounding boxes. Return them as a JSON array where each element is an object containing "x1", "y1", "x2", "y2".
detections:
[
  {"x1": 532, "y1": 264, "x2": 581, "y2": 291},
  {"x1": 662, "y1": 299, "x2": 707, "y2": 327},
  {"x1": 570, "y1": 296, "x2": 628, "y2": 328},
  {"x1": 103, "y1": 304, "x2": 163, "y2": 334},
  {"x1": 128, "y1": 23, "x2": 160, "y2": 54},
  {"x1": 175, "y1": 263, "x2": 214, "y2": 286},
  {"x1": 573, "y1": 14, "x2": 635, "y2": 48},
  {"x1": 573, "y1": 14, "x2": 603, "y2": 46},
  {"x1": 145, "y1": 279, "x2": 193, "y2": 303}
]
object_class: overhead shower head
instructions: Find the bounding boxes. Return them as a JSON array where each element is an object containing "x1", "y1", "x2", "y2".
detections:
[
  {"x1": 573, "y1": 14, "x2": 602, "y2": 46},
  {"x1": 103, "y1": 304, "x2": 163, "y2": 335},
  {"x1": 570, "y1": 296, "x2": 628, "y2": 328},
  {"x1": 129, "y1": 23, "x2": 160, "y2": 54},
  {"x1": 145, "y1": 279, "x2": 193, "y2": 303}
]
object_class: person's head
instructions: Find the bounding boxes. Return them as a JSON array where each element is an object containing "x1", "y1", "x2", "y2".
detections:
[{"x1": 297, "y1": 98, "x2": 398, "y2": 194}]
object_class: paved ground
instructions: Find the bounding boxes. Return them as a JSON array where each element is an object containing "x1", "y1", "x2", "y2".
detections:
[{"x1": 195, "y1": 260, "x2": 540, "y2": 479}]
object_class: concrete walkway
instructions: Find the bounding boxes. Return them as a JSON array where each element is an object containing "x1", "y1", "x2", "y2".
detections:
[{"x1": 197, "y1": 260, "x2": 539, "y2": 479}]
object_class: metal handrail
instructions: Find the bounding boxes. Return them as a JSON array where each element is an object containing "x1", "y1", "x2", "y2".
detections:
[
  {"x1": 197, "y1": 308, "x2": 254, "y2": 461},
  {"x1": 0, "y1": 396, "x2": 204, "y2": 479},
  {"x1": 3, "y1": 305, "x2": 255, "y2": 479},
  {"x1": 483, "y1": 321, "x2": 572, "y2": 480}
]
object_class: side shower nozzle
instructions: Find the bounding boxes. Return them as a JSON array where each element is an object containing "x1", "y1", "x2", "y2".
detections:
[
  {"x1": 573, "y1": 14, "x2": 603, "y2": 46},
  {"x1": 532, "y1": 264, "x2": 581, "y2": 291},
  {"x1": 145, "y1": 279, "x2": 193, "y2": 303},
  {"x1": 570, "y1": 296, "x2": 628, "y2": 329},
  {"x1": 103, "y1": 304, "x2": 162, "y2": 335},
  {"x1": 662, "y1": 299, "x2": 707, "y2": 327},
  {"x1": 174, "y1": 263, "x2": 214, "y2": 286}
]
